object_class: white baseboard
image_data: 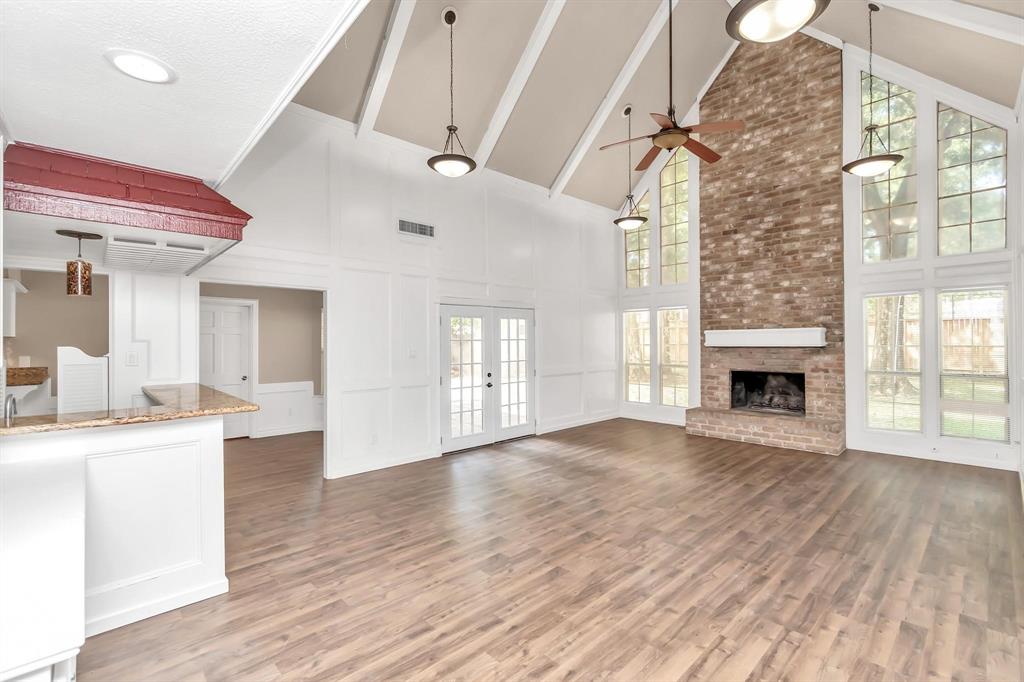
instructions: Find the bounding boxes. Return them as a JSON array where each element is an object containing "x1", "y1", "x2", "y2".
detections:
[
  {"x1": 325, "y1": 448, "x2": 441, "y2": 479},
  {"x1": 618, "y1": 403, "x2": 686, "y2": 426},
  {"x1": 537, "y1": 410, "x2": 617, "y2": 435},
  {"x1": 85, "y1": 578, "x2": 228, "y2": 637}
]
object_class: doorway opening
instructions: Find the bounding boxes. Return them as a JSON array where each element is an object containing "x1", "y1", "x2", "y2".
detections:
[
  {"x1": 440, "y1": 305, "x2": 535, "y2": 454},
  {"x1": 199, "y1": 284, "x2": 325, "y2": 461}
]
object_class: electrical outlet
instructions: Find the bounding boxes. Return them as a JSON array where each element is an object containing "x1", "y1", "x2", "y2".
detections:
[{"x1": 125, "y1": 351, "x2": 139, "y2": 367}]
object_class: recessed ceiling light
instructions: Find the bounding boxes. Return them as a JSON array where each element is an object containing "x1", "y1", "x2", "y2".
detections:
[{"x1": 104, "y1": 49, "x2": 176, "y2": 84}]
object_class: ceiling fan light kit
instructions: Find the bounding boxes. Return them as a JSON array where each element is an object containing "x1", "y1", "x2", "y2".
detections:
[
  {"x1": 725, "y1": 0, "x2": 830, "y2": 44},
  {"x1": 842, "y1": 4, "x2": 903, "y2": 178},
  {"x1": 599, "y1": 0, "x2": 745, "y2": 171},
  {"x1": 428, "y1": 7, "x2": 476, "y2": 178}
]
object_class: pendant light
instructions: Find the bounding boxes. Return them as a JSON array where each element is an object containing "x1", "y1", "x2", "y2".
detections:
[
  {"x1": 427, "y1": 8, "x2": 476, "y2": 178},
  {"x1": 57, "y1": 229, "x2": 102, "y2": 296},
  {"x1": 726, "y1": 0, "x2": 830, "y2": 44},
  {"x1": 614, "y1": 107, "x2": 648, "y2": 231},
  {"x1": 842, "y1": 4, "x2": 903, "y2": 177}
]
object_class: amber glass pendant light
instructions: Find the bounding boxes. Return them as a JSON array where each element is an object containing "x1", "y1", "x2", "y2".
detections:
[{"x1": 57, "y1": 229, "x2": 102, "y2": 296}]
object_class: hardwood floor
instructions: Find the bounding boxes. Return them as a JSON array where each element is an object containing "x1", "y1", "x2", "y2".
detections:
[{"x1": 77, "y1": 419, "x2": 1024, "y2": 681}]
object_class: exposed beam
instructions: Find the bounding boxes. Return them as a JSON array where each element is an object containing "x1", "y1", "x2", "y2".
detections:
[
  {"x1": 358, "y1": 0, "x2": 417, "y2": 138},
  {"x1": 475, "y1": 0, "x2": 566, "y2": 167},
  {"x1": 874, "y1": 0, "x2": 1024, "y2": 46},
  {"x1": 215, "y1": 0, "x2": 371, "y2": 187},
  {"x1": 549, "y1": 0, "x2": 679, "y2": 199}
]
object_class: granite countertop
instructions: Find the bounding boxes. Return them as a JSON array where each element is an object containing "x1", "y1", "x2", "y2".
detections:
[
  {"x1": 0, "y1": 383, "x2": 259, "y2": 436},
  {"x1": 7, "y1": 367, "x2": 49, "y2": 386}
]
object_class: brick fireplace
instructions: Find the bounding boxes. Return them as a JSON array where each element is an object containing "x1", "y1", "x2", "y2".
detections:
[{"x1": 684, "y1": 34, "x2": 845, "y2": 456}]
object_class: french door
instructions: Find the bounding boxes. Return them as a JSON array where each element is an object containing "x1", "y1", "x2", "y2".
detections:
[{"x1": 440, "y1": 305, "x2": 535, "y2": 453}]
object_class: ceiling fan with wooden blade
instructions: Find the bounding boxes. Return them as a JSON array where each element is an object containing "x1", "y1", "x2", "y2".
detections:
[{"x1": 599, "y1": 0, "x2": 745, "y2": 170}]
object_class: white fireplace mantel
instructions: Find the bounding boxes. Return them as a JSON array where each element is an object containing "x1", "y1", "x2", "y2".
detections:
[{"x1": 704, "y1": 327, "x2": 826, "y2": 348}]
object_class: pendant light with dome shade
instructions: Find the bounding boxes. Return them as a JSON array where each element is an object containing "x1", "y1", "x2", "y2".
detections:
[
  {"x1": 842, "y1": 4, "x2": 903, "y2": 177},
  {"x1": 427, "y1": 7, "x2": 476, "y2": 178},
  {"x1": 725, "y1": 0, "x2": 831, "y2": 44},
  {"x1": 613, "y1": 106, "x2": 648, "y2": 231}
]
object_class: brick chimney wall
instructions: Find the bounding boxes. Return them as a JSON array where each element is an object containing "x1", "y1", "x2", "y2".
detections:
[{"x1": 685, "y1": 34, "x2": 846, "y2": 455}]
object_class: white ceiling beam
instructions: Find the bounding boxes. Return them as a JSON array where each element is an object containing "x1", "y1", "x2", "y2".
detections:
[
  {"x1": 549, "y1": 0, "x2": 679, "y2": 199},
  {"x1": 216, "y1": 0, "x2": 371, "y2": 187},
  {"x1": 874, "y1": 0, "x2": 1023, "y2": 46},
  {"x1": 358, "y1": 0, "x2": 417, "y2": 138},
  {"x1": 475, "y1": 0, "x2": 566, "y2": 167}
]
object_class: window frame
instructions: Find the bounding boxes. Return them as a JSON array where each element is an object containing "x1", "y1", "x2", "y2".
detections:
[
  {"x1": 657, "y1": 306, "x2": 689, "y2": 408},
  {"x1": 622, "y1": 308, "x2": 652, "y2": 403},
  {"x1": 863, "y1": 291, "x2": 923, "y2": 433},
  {"x1": 937, "y1": 286, "x2": 1010, "y2": 443},
  {"x1": 841, "y1": 44, "x2": 1020, "y2": 467}
]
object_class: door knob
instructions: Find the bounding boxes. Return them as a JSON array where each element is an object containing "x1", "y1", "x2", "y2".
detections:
[
  {"x1": 486, "y1": 382, "x2": 493, "y2": 388},
  {"x1": 242, "y1": 375, "x2": 248, "y2": 381}
]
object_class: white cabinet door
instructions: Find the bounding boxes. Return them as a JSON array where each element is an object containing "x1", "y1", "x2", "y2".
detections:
[
  {"x1": 199, "y1": 302, "x2": 251, "y2": 439},
  {"x1": 440, "y1": 305, "x2": 534, "y2": 453}
]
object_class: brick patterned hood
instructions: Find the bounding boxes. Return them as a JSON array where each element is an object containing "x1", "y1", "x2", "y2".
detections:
[{"x1": 3, "y1": 143, "x2": 251, "y2": 241}]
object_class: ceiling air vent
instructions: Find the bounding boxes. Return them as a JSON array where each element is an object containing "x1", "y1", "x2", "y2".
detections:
[
  {"x1": 398, "y1": 219, "x2": 435, "y2": 238},
  {"x1": 104, "y1": 236, "x2": 209, "y2": 274}
]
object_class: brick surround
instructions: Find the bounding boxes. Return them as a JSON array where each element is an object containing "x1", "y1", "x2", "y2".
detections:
[{"x1": 685, "y1": 35, "x2": 845, "y2": 456}]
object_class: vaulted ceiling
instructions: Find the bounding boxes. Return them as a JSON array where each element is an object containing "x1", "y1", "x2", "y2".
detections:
[{"x1": 295, "y1": 0, "x2": 1024, "y2": 209}]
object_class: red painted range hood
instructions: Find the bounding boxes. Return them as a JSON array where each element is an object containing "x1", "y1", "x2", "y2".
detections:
[{"x1": 3, "y1": 143, "x2": 251, "y2": 240}]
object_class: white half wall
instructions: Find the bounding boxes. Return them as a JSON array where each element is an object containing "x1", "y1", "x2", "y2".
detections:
[
  {"x1": 200, "y1": 104, "x2": 620, "y2": 478},
  {"x1": 251, "y1": 381, "x2": 323, "y2": 438}
]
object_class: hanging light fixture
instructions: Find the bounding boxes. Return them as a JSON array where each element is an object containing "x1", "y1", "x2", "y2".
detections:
[
  {"x1": 842, "y1": 4, "x2": 903, "y2": 177},
  {"x1": 427, "y1": 7, "x2": 476, "y2": 178},
  {"x1": 613, "y1": 106, "x2": 648, "y2": 231},
  {"x1": 726, "y1": 0, "x2": 830, "y2": 44},
  {"x1": 56, "y1": 229, "x2": 102, "y2": 296}
]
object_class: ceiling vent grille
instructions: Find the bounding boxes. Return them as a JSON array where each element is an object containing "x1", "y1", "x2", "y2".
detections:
[
  {"x1": 398, "y1": 219, "x2": 435, "y2": 238},
  {"x1": 104, "y1": 236, "x2": 209, "y2": 274}
]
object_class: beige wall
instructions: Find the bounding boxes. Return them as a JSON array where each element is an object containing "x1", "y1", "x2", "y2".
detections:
[
  {"x1": 200, "y1": 283, "x2": 323, "y2": 394},
  {"x1": 4, "y1": 269, "x2": 110, "y2": 396}
]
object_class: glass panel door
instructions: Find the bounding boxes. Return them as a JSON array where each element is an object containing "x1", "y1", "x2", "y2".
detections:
[
  {"x1": 496, "y1": 309, "x2": 534, "y2": 441},
  {"x1": 440, "y1": 305, "x2": 535, "y2": 453},
  {"x1": 441, "y1": 306, "x2": 492, "y2": 452}
]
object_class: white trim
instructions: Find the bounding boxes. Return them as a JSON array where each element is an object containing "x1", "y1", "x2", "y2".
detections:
[
  {"x1": 214, "y1": 0, "x2": 371, "y2": 187},
  {"x1": 199, "y1": 296, "x2": 259, "y2": 438},
  {"x1": 537, "y1": 411, "x2": 617, "y2": 434},
  {"x1": 475, "y1": 0, "x2": 565, "y2": 167},
  {"x1": 85, "y1": 578, "x2": 228, "y2": 637},
  {"x1": 704, "y1": 327, "x2": 826, "y2": 348},
  {"x1": 357, "y1": 0, "x2": 417, "y2": 138},
  {"x1": 549, "y1": 0, "x2": 680, "y2": 199},
  {"x1": 842, "y1": 44, "x2": 1022, "y2": 472},
  {"x1": 874, "y1": 0, "x2": 1024, "y2": 47}
]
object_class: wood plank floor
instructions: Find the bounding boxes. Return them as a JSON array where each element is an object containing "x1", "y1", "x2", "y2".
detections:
[{"x1": 78, "y1": 419, "x2": 1024, "y2": 681}]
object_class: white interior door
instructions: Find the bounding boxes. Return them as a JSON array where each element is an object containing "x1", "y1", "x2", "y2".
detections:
[
  {"x1": 440, "y1": 305, "x2": 534, "y2": 453},
  {"x1": 200, "y1": 301, "x2": 251, "y2": 439}
]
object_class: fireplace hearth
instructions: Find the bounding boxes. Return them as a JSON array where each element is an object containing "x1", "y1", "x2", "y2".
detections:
[{"x1": 731, "y1": 371, "x2": 806, "y2": 416}]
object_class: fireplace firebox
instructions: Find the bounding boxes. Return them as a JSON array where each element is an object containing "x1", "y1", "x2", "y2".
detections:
[{"x1": 730, "y1": 371, "x2": 805, "y2": 416}]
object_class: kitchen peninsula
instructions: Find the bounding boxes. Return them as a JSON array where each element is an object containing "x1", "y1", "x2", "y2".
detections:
[{"x1": 0, "y1": 383, "x2": 257, "y2": 682}]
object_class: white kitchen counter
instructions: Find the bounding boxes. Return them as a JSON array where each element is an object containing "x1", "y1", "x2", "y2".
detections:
[{"x1": 0, "y1": 399, "x2": 245, "y2": 682}]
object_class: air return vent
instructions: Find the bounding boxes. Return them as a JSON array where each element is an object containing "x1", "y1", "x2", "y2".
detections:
[
  {"x1": 398, "y1": 219, "x2": 435, "y2": 238},
  {"x1": 105, "y1": 236, "x2": 209, "y2": 274}
]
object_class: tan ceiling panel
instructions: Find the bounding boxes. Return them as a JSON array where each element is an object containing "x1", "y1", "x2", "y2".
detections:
[
  {"x1": 564, "y1": 0, "x2": 733, "y2": 208},
  {"x1": 375, "y1": 0, "x2": 543, "y2": 154},
  {"x1": 486, "y1": 0, "x2": 661, "y2": 187},
  {"x1": 293, "y1": 0, "x2": 395, "y2": 122},
  {"x1": 814, "y1": 3, "x2": 1024, "y2": 107},
  {"x1": 956, "y1": 0, "x2": 1024, "y2": 19}
]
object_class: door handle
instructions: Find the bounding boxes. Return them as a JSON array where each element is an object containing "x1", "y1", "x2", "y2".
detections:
[
  {"x1": 242, "y1": 375, "x2": 248, "y2": 381},
  {"x1": 486, "y1": 382, "x2": 493, "y2": 388}
]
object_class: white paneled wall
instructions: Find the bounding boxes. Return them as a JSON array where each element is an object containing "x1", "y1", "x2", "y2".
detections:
[
  {"x1": 110, "y1": 271, "x2": 199, "y2": 410},
  {"x1": 202, "y1": 104, "x2": 620, "y2": 478}
]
